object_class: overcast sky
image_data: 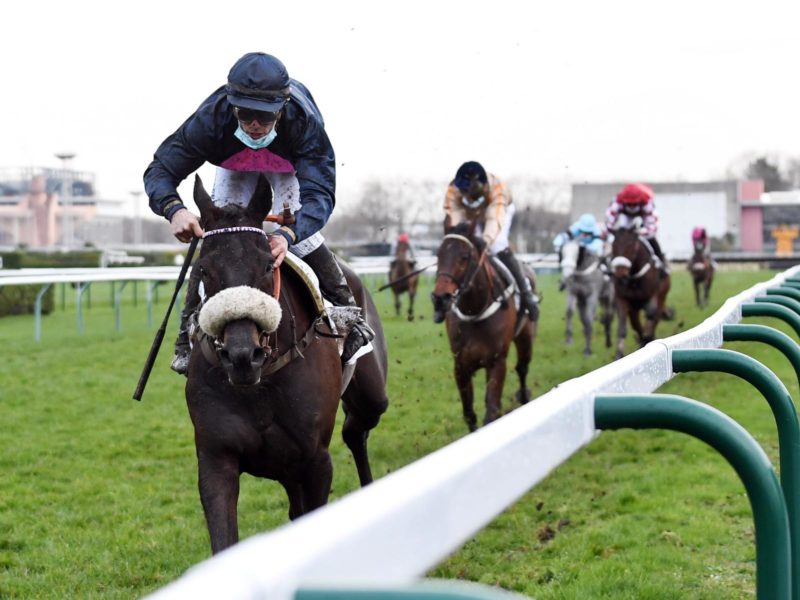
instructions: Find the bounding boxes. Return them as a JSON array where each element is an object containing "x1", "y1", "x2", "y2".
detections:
[{"x1": 2, "y1": 0, "x2": 799, "y2": 218}]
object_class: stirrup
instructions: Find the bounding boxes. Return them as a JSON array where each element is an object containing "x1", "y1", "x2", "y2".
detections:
[{"x1": 170, "y1": 345, "x2": 191, "y2": 376}]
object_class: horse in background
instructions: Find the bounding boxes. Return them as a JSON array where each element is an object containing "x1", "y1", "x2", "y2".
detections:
[
  {"x1": 185, "y1": 175, "x2": 388, "y2": 554},
  {"x1": 688, "y1": 240, "x2": 714, "y2": 308},
  {"x1": 431, "y1": 225, "x2": 537, "y2": 432},
  {"x1": 609, "y1": 222, "x2": 671, "y2": 359},
  {"x1": 559, "y1": 238, "x2": 614, "y2": 355},
  {"x1": 388, "y1": 237, "x2": 419, "y2": 321}
]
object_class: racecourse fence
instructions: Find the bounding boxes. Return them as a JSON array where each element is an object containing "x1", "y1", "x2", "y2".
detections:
[{"x1": 139, "y1": 264, "x2": 800, "y2": 600}]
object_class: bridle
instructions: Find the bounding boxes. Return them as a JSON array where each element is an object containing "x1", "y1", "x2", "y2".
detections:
[
  {"x1": 203, "y1": 226, "x2": 281, "y2": 299},
  {"x1": 199, "y1": 225, "x2": 281, "y2": 369},
  {"x1": 435, "y1": 234, "x2": 487, "y2": 300}
]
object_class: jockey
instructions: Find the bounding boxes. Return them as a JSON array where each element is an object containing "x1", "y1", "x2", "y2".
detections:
[
  {"x1": 605, "y1": 183, "x2": 668, "y2": 272},
  {"x1": 394, "y1": 232, "x2": 417, "y2": 260},
  {"x1": 443, "y1": 161, "x2": 539, "y2": 321},
  {"x1": 692, "y1": 226, "x2": 711, "y2": 257},
  {"x1": 553, "y1": 213, "x2": 605, "y2": 257},
  {"x1": 144, "y1": 52, "x2": 374, "y2": 374}
]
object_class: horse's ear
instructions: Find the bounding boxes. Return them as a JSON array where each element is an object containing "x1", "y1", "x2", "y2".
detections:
[
  {"x1": 193, "y1": 175, "x2": 214, "y2": 218},
  {"x1": 247, "y1": 175, "x2": 273, "y2": 224}
]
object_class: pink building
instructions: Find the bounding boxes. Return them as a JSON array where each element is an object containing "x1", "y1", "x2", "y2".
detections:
[{"x1": 0, "y1": 167, "x2": 98, "y2": 247}]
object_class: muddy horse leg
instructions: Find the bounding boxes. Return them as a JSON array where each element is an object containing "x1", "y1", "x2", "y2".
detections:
[
  {"x1": 483, "y1": 359, "x2": 507, "y2": 425},
  {"x1": 565, "y1": 292, "x2": 576, "y2": 346},
  {"x1": 197, "y1": 453, "x2": 241, "y2": 554},
  {"x1": 454, "y1": 361, "x2": 478, "y2": 432},
  {"x1": 580, "y1": 294, "x2": 595, "y2": 356},
  {"x1": 407, "y1": 290, "x2": 416, "y2": 322}
]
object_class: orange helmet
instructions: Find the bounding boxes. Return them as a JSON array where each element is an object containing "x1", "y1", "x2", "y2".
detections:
[{"x1": 617, "y1": 183, "x2": 653, "y2": 205}]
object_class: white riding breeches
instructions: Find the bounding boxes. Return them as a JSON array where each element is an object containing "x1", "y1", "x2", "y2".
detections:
[{"x1": 211, "y1": 167, "x2": 324, "y2": 258}]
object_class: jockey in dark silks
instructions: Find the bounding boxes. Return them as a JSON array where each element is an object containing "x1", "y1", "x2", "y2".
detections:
[
  {"x1": 144, "y1": 52, "x2": 373, "y2": 373},
  {"x1": 605, "y1": 183, "x2": 668, "y2": 273}
]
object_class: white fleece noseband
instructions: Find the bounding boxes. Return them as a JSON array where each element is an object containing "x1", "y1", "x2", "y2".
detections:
[{"x1": 198, "y1": 285, "x2": 282, "y2": 338}]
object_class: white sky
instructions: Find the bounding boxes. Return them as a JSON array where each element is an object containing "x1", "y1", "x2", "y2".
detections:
[{"x1": 2, "y1": 0, "x2": 800, "y2": 218}]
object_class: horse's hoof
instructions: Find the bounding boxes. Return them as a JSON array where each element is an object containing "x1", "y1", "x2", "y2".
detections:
[
  {"x1": 407, "y1": 314, "x2": 414, "y2": 322},
  {"x1": 583, "y1": 349, "x2": 592, "y2": 357},
  {"x1": 515, "y1": 389, "x2": 531, "y2": 405}
]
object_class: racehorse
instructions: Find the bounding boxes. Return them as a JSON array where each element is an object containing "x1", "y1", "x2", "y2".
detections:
[
  {"x1": 688, "y1": 241, "x2": 714, "y2": 307},
  {"x1": 609, "y1": 224, "x2": 671, "y2": 359},
  {"x1": 388, "y1": 239, "x2": 419, "y2": 321},
  {"x1": 186, "y1": 175, "x2": 388, "y2": 554},
  {"x1": 431, "y1": 225, "x2": 536, "y2": 432},
  {"x1": 559, "y1": 238, "x2": 614, "y2": 356}
]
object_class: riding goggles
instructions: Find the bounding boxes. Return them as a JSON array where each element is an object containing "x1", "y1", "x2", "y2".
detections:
[{"x1": 234, "y1": 107, "x2": 279, "y2": 125}]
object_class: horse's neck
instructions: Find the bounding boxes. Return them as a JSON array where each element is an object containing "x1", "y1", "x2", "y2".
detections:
[{"x1": 456, "y1": 255, "x2": 495, "y2": 312}]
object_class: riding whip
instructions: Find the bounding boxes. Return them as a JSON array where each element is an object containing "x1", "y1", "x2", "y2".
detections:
[
  {"x1": 132, "y1": 236, "x2": 199, "y2": 401},
  {"x1": 377, "y1": 263, "x2": 434, "y2": 292}
]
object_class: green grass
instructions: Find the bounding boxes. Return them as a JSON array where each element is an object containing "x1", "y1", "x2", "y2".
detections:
[{"x1": 0, "y1": 267, "x2": 793, "y2": 598}]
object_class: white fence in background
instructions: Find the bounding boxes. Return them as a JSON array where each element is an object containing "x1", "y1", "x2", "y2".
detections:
[{"x1": 143, "y1": 265, "x2": 800, "y2": 599}]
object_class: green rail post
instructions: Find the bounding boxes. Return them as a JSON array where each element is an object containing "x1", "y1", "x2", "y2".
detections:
[
  {"x1": 755, "y1": 295, "x2": 800, "y2": 318},
  {"x1": 672, "y1": 349, "x2": 800, "y2": 600},
  {"x1": 744, "y1": 302, "x2": 800, "y2": 338},
  {"x1": 724, "y1": 323, "x2": 800, "y2": 392},
  {"x1": 767, "y1": 288, "x2": 800, "y2": 305},
  {"x1": 595, "y1": 394, "x2": 791, "y2": 600},
  {"x1": 782, "y1": 281, "x2": 800, "y2": 292},
  {"x1": 298, "y1": 582, "x2": 530, "y2": 599}
]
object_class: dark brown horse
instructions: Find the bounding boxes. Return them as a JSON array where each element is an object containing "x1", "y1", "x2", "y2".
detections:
[
  {"x1": 388, "y1": 240, "x2": 419, "y2": 321},
  {"x1": 431, "y1": 227, "x2": 536, "y2": 432},
  {"x1": 609, "y1": 225, "x2": 671, "y2": 359},
  {"x1": 688, "y1": 241, "x2": 714, "y2": 307},
  {"x1": 186, "y1": 175, "x2": 388, "y2": 554}
]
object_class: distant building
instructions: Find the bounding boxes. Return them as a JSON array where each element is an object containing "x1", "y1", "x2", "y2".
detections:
[
  {"x1": 570, "y1": 179, "x2": 773, "y2": 259},
  {"x1": 0, "y1": 167, "x2": 129, "y2": 248}
]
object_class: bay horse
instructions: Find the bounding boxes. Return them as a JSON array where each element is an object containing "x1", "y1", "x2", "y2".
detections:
[
  {"x1": 609, "y1": 224, "x2": 671, "y2": 359},
  {"x1": 431, "y1": 226, "x2": 536, "y2": 432},
  {"x1": 559, "y1": 238, "x2": 614, "y2": 356},
  {"x1": 388, "y1": 240, "x2": 419, "y2": 321},
  {"x1": 688, "y1": 241, "x2": 714, "y2": 307},
  {"x1": 186, "y1": 175, "x2": 388, "y2": 554}
]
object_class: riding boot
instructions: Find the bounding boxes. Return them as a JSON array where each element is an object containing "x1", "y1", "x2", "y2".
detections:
[
  {"x1": 302, "y1": 244, "x2": 375, "y2": 364},
  {"x1": 170, "y1": 266, "x2": 201, "y2": 375},
  {"x1": 649, "y1": 238, "x2": 670, "y2": 275},
  {"x1": 496, "y1": 248, "x2": 539, "y2": 321}
]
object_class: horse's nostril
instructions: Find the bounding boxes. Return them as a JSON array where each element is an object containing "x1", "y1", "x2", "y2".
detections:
[{"x1": 251, "y1": 347, "x2": 266, "y2": 366}]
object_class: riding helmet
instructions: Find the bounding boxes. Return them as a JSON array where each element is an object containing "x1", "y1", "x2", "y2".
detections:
[
  {"x1": 453, "y1": 161, "x2": 488, "y2": 192},
  {"x1": 617, "y1": 183, "x2": 653, "y2": 205},
  {"x1": 226, "y1": 52, "x2": 291, "y2": 112}
]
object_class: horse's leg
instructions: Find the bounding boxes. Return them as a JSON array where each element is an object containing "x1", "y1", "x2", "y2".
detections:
[
  {"x1": 454, "y1": 361, "x2": 478, "y2": 432},
  {"x1": 513, "y1": 322, "x2": 534, "y2": 405},
  {"x1": 615, "y1": 299, "x2": 629, "y2": 359},
  {"x1": 483, "y1": 359, "x2": 507, "y2": 425},
  {"x1": 197, "y1": 453, "x2": 240, "y2": 554},
  {"x1": 407, "y1": 290, "x2": 416, "y2": 322},
  {"x1": 632, "y1": 304, "x2": 649, "y2": 346},
  {"x1": 565, "y1": 292, "x2": 576, "y2": 346},
  {"x1": 280, "y1": 481, "x2": 306, "y2": 520},
  {"x1": 298, "y1": 450, "x2": 334, "y2": 514},
  {"x1": 393, "y1": 291, "x2": 401, "y2": 317},
  {"x1": 582, "y1": 293, "x2": 598, "y2": 356},
  {"x1": 694, "y1": 277, "x2": 702, "y2": 307}
]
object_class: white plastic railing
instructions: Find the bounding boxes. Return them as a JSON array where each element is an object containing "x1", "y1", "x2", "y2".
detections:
[{"x1": 145, "y1": 265, "x2": 800, "y2": 599}]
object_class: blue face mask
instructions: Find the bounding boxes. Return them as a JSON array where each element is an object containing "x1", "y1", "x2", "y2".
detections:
[{"x1": 234, "y1": 124, "x2": 278, "y2": 150}]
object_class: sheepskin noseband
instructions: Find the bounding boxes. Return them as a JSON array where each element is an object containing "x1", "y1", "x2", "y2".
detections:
[{"x1": 198, "y1": 286, "x2": 282, "y2": 338}]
